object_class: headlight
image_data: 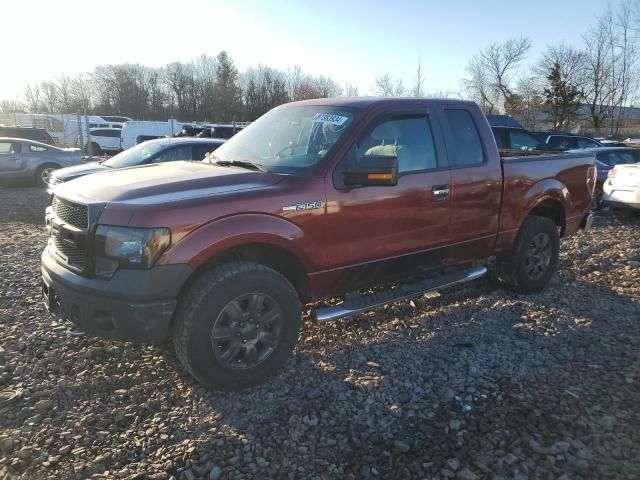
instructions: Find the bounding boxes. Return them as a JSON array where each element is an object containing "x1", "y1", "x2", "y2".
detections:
[{"x1": 93, "y1": 225, "x2": 171, "y2": 278}]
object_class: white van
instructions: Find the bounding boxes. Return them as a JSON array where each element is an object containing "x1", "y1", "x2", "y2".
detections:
[{"x1": 120, "y1": 120, "x2": 196, "y2": 150}]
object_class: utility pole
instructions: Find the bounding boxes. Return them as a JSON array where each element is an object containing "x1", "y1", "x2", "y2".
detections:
[{"x1": 84, "y1": 108, "x2": 93, "y2": 158}]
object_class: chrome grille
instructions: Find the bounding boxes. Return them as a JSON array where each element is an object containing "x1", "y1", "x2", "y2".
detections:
[
  {"x1": 52, "y1": 196, "x2": 88, "y2": 229},
  {"x1": 50, "y1": 237, "x2": 88, "y2": 271}
]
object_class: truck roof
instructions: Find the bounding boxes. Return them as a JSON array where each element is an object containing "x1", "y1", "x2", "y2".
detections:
[{"x1": 288, "y1": 96, "x2": 478, "y2": 109}]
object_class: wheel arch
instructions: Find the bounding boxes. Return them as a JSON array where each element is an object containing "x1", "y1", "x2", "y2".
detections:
[
  {"x1": 179, "y1": 242, "x2": 312, "y2": 304},
  {"x1": 162, "y1": 214, "x2": 316, "y2": 304}
]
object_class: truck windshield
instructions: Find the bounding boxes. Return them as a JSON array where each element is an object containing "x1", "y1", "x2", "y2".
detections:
[
  {"x1": 103, "y1": 142, "x2": 165, "y2": 168},
  {"x1": 211, "y1": 105, "x2": 354, "y2": 173}
]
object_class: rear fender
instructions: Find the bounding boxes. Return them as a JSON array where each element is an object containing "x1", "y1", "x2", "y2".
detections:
[{"x1": 497, "y1": 178, "x2": 569, "y2": 251}]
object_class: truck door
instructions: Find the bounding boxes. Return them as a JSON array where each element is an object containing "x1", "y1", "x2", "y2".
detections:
[
  {"x1": 322, "y1": 111, "x2": 451, "y2": 291},
  {"x1": 439, "y1": 107, "x2": 502, "y2": 262},
  {"x1": 0, "y1": 141, "x2": 24, "y2": 173}
]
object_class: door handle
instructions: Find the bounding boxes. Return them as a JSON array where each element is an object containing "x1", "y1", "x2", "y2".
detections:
[{"x1": 432, "y1": 185, "x2": 450, "y2": 201}]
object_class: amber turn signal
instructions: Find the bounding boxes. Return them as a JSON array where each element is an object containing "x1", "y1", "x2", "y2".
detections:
[{"x1": 367, "y1": 173, "x2": 393, "y2": 180}]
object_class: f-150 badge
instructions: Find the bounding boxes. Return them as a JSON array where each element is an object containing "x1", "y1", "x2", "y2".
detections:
[{"x1": 283, "y1": 201, "x2": 323, "y2": 212}]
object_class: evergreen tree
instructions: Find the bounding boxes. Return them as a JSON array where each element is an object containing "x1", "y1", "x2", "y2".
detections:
[{"x1": 543, "y1": 62, "x2": 582, "y2": 130}]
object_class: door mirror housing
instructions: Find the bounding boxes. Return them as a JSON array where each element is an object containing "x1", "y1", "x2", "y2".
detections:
[{"x1": 343, "y1": 155, "x2": 399, "y2": 187}]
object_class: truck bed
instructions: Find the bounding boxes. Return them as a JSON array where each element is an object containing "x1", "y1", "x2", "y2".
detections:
[{"x1": 498, "y1": 150, "x2": 595, "y2": 247}]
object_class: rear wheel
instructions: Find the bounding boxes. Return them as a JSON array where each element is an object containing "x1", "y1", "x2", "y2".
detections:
[
  {"x1": 35, "y1": 164, "x2": 59, "y2": 187},
  {"x1": 89, "y1": 142, "x2": 101, "y2": 156},
  {"x1": 496, "y1": 215, "x2": 560, "y2": 293},
  {"x1": 171, "y1": 261, "x2": 302, "y2": 390},
  {"x1": 591, "y1": 188, "x2": 604, "y2": 211}
]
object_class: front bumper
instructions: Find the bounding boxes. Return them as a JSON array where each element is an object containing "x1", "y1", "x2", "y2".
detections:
[{"x1": 41, "y1": 248, "x2": 193, "y2": 343}]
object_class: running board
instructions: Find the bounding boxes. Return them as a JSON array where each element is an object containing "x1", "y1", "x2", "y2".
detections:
[{"x1": 312, "y1": 265, "x2": 487, "y2": 323}]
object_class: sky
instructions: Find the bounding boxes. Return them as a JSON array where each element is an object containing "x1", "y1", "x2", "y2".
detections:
[{"x1": 1, "y1": 0, "x2": 610, "y2": 101}]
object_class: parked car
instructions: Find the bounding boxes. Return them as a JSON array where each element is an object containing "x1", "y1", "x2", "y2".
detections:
[
  {"x1": 42, "y1": 98, "x2": 595, "y2": 389},
  {"x1": 0, "y1": 126, "x2": 56, "y2": 145},
  {"x1": 207, "y1": 124, "x2": 246, "y2": 139},
  {"x1": 98, "y1": 115, "x2": 133, "y2": 124},
  {"x1": 569, "y1": 147, "x2": 640, "y2": 209},
  {"x1": 84, "y1": 128, "x2": 122, "y2": 155},
  {"x1": 535, "y1": 132, "x2": 603, "y2": 151},
  {"x1": 491, "y1": 126, "x2": 548, "y2": 151},
  {"x1": 603, "y1": 163, "x2": 640, "y2": 214},
  {"x1": 48, "y1": 137, "x2": 225, "y2": 187},
  {"x1": 485, "y1": 114, "x2": 524, "y2": 129},
  {"x1": 120, "y1": 121, "x2": 197, "y2": 150},
  {"x1": 0, "y1": 137, "x2": 82, "y2": 186}
]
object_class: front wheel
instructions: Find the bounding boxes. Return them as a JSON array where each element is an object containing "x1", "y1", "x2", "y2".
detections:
[
  {"x1": 35, "y1": 164, "x2": 58, "y2": 187},
  {"x1": 496, "y1": 215, "x2": 560, "y2": 293},
  {"x1": 171, "y1": 261, "x2": 302, "y2": 390}
]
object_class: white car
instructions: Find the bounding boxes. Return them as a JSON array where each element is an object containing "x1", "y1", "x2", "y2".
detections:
[
  {"x1": 85, "y1": 128, "x2": 122, "y2": 154},
  {"x1": 603, "y1": 164, "x2": 640, "y2": 214},
  {"x1": 119, "y1": 121, "x2": 196, "y2": 150}
]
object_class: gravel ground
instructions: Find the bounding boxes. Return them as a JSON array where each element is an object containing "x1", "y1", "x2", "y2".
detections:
[{"x1": 1, "y1": 186, "x2": 639, "y2": 480}]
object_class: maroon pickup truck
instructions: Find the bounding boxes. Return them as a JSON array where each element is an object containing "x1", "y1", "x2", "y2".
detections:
[{"x1": 42, "y1": 98, "x2": 596, "y2": 389}]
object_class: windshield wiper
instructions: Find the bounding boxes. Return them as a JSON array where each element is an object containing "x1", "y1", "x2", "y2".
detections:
[{"x1": 214, "y1": 159, "x2": 265, "y2": 172}]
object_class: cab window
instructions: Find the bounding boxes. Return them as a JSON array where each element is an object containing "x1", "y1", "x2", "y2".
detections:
[
  {"x1": 443, "y1": 109, "x2": 484, "y2": 166},
  {"x1": 356, "y1": 115, "x2": 439, "y2": 173}
]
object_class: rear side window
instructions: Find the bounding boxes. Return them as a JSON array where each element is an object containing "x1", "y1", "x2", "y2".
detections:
[
  {"x1": 577, "y1": 137, "x2": 600, "y2": 148},
  {"x1": 510, "y1": 130, "x2": 540, "y2": 151},
  {"x1": 444, "y1": 109, "x2": 484, "y2": 166},
  {"x1": 491, "y1": 128, "x2": 509, "y2": 149},
  {"x1": 30, "y1": 144, "x2": 48, "y2": 152},
  {"x1": 154, "y1": 145, "x2": 193, "y2": 163},
  {"x1": 548, "y1": 136, "x2": 577, "y2": 150}
]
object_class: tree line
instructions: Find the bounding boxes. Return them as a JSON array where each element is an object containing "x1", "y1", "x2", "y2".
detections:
[
  {"x1": 1, "y1": 1, "x2": 638, "y2": 134},
  {"x1": 0, "y1": 51, "x2": 347, "y2": 123}
]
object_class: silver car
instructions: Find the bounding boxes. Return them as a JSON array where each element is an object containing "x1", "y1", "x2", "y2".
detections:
[{"x1": 0, "y1": 137, "x2": 83, "y2": 186}]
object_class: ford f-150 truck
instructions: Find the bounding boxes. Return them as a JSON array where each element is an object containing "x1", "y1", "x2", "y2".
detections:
[{"x1": 42, "y1": 98, "x2": 596, "y2": 389}]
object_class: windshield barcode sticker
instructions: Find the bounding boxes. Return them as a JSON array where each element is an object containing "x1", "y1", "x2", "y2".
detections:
[{"x1": 313, "y1": 113, "x2": 349, "y2": 125}]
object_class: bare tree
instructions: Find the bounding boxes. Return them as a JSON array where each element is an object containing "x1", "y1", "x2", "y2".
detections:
[
  {"x1": 40, "y1": 81, "x2": 59, "y2": 113},
  {"x1": 464, "y1": 57, "x2": 495, "y2": 112},
  {"x1": 610, "y1": 0, "x2": 639, "y2": 134},
  {"x1": 344, "y1": 83, "x2": 359, "y2": 96},
  {"x1": 465, "y1": 37, "x2": 531, "y2": 112},
  {"x1": 374, "y1": 73, "x2": 405, "y2": 96},
  {"x1": 583, "y1": 19, "x2": 613, "y2": 133},
  {"x1": 412, "y1": 55, "x2": 425, "y2": 97},
  {"x1": 24, "y1": 83, "x2": 42, "y2": 113}
]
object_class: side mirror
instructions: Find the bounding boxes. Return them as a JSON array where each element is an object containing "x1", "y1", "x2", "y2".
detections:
[{"x1": 343, "y1": 155, "x2": 399, "y2": 187}]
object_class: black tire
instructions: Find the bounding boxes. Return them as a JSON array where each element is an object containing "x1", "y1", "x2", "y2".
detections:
[
  {"x1": 35, "y1": 164, "x2": 60, "y2": 187},
  {"x1": 591, "y1": 188, "x2": 604, "y2": 211},
  {"x1": 171, "y1": 261, "x2": 302, "y2": 390},
  {"x1": 496, "y1": 215, "x2": 560, "y2": 293},
  {"x1": 90, "y1": 142, "x2": 102, "y2": 156}
]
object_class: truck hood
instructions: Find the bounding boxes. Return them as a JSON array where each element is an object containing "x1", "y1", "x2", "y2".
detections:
[
  {"x1": 52, "y1": 161, "x2": 284, "y2": 205},
  {"x1": 52, "y1": 162, "x2": 110, "y2": 182}
]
